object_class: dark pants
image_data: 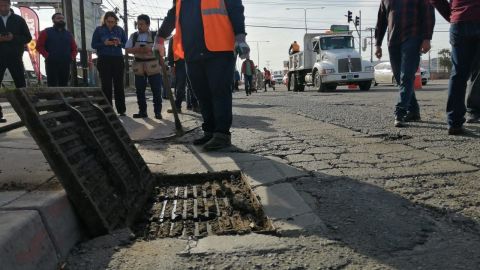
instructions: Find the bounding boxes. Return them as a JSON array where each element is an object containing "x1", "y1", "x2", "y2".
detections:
[
  {"x1": 186, "y1": 79, "x2": 198, "y2": 109},
  {"x1": 264, "y1": 79, "x2": 274, "y2": 91},
  {"x1": 174, "y1": 60, "x2": 187, "y2": 109},
  {"x1": 135, "y1": 73, "x2": 162, "y2": 115},
  {"x1": 244, "y1": 74, "x2": 253, "y2": 95},
  {"x1": 97, "y1": 55, "x2": 126, "y2": 114},
  {"x1": 466, "y1": 51, "x2": 480, "y2": 117},
  {"x1": 0, "y1": 55, "x2": 26, "y2": 120},
  {"x1": 448, "y1": 22, "x2": 480, "y2": 127},
  {"x1": 388, "y1": 37, "x2": 422, "y2": 119},
  {"x1": 46, "y1": 58, "x2": 71, "y2": 86},
  {"x1": 186, "y1": 55, "x2": 235, "y2": 135}
]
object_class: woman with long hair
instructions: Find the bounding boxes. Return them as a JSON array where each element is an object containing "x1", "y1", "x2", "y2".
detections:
[{"x1": 91, "y1": 11, "x2": 127, "y2": 115}]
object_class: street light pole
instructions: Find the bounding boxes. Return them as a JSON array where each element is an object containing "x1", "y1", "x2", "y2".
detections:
[{"x1": 286, "y1": 7, "x2": 324, "y2": 34}]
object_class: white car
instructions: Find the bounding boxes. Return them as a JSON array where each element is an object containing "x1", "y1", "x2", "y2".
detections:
[{"x1": 374, "y1": 62, "x2": 429, "y2": 86}]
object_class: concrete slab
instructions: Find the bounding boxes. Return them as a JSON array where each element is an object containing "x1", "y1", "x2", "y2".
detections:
[
  {"x1": 0, "y1": 191, "x2": 26, "y2": 207},
  {"x1": 188, "y1": 234, "x2": 298, "y2": 255},
  {"x1": 0, "y1": 210, "x2": 58, "y2": 270},
  {"x1": 2, "y1": 191, "x2": 84, "y2": 259},
  {"x1": 273, "y1": 213, "x2": 327, "y2": 236},
  {"x1": 254, "y1": 183, "x2": 313, "y2": 220},
  {"x1": 0, "y1": 128, "x2": 38, "y2": 149}
]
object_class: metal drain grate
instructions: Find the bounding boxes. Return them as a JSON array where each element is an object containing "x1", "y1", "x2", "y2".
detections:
[
  {"x1": 137, "y1": 172, "x2": 274, "y2": 239},
  {"x1": 6, "y1": 88, "x2": 154, "y2": 236}
]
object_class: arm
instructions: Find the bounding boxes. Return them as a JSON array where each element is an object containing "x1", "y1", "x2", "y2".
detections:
[
  {"x1": 120, "y1": 28, "x2": 128, "y2": 49},
  {"x1": 421, "y1": 0, "x2": 436, "y2": 41},
  {"x1": 225, "y1": 0, "x2": 246, "y2": 36},
  {"x1": 374, "y1": 1, "x2": 387, "y2": 47},
  {"x1": 12, "y1": 17, "x2": 32, "y2": 46},
  {"x1": 36, "y1": 30, "x2": 48, "y2": 58},
  {"x1": 167, "y1": 39, "x2": 174, "y2": 67},
  {"x1": 157, "y1": 6, "x2": 176, "y2": 39},
  {"x1": 91, "y1": 27, "x2": 104, "y2": 50},
  {"x1": 430, "y1": 0, "x2": 451, "y2": 22},
  {"x1": 70, "y1": 34, "x2": 78, "y2": 60}
]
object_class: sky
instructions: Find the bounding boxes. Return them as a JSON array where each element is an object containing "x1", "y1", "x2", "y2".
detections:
[{"x1": 16, "y1": 0, "x2": 452, "y2": 73}]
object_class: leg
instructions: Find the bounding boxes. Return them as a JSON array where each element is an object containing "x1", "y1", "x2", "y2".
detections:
[
  {"x1": 187, "y1": 60, "x2": 215, "y2": 133},
  {"x1": 0, "y1": 62, "x2": 6, "y2": 120},
  {"x1": 112, "y1": 57, "x2": 126, "y2": 114},
  {"x1": 174, "y1": 61, "x2": 187, "y2": 110},
  {"x1": 466, "y1": 38, "x2": 480, "y2": 120},
  {"x1": 97, "y1": 57, "x2": 113, "y2": 105},
  {"x1": 135, "y1": 75, "x2": 148, "y2": 114},
  {"x1": 58, "y1": 59, "x2": 72, "y2": 87},
  {"x1": 447, "y1": 24, "x2": 476, "y2": 128},
  {"x1": 7, "y1": 57, "x2": 26, "y2": 88},
  {"x1": 45, "y1": 59, "x2": 58, "y2": 86},
  {"x1": 148, "y1": 74, "x2": 163, "y2": 116}
]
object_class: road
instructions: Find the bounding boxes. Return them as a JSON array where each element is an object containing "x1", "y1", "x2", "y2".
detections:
[{"x1": 66, "y1": 81, "x2": 480, "y2": 269}]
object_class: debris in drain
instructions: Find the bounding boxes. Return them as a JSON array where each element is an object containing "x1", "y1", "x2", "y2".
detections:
[{"x1": 135, "y1": 173, "x2": 275, "y2": 239}]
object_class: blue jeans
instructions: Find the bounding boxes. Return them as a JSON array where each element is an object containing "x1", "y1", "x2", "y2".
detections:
[
  {"x1": 244, "y1": 74, "x2": 253, "y2": 95},
  {"x1": 388, "y1": 37, "x2": 422, "y2": 119},
  {"x1": 448, "y1": 22, "x2": 480, "y2": 127},
  {"x1": 135, "y1": 73, "x2": 162, "y2": 115},
  {"x1": 186, "y1": 55, "x2": 235, "y2": 135}
]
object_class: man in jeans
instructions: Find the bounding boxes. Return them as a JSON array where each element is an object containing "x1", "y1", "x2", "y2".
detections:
[
  {"x1": 241, "y1": 57, "x2": 254, "y2": 96},
  {"x1": 375, "y1": 0, "x2": 435, "y2": 127},
  {"x1": 125, "y1": 14, "x2": 162, "y2": 119},
  {"x1": 430, "y1": 0, "x2": 480, "y2": 134}
]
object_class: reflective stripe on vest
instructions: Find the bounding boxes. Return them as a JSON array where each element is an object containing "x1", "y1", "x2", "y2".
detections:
[{"x1": 174, "y1": 0, "x2": 235, "y2": 59}]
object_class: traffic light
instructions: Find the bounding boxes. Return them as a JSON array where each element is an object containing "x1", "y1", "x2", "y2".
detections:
[
  {"x1": 355, "y1": 16, "x2": 360, "y2": 27},
  {"x1": 347, "y1": 11, "x2": 353, "y2": 23}
]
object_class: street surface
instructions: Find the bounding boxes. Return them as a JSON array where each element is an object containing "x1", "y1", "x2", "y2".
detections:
[{"x1": 66, "y1": 81, "x2": 480, "y2": 269}]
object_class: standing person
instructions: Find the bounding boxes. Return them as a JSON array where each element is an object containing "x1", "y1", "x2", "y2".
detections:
[
  {"x1": 157, "y1": 0, "x2": 249, "y2": 151},
  {"x1": 466, "y1": 55, "x2": 480, "y2": 123},
  {"x1": 91, "y1": 11, "x2": 127, "y2": 116},
  {"x1": 263, "y1": 67, "x2": 274, "y2": 91},
  {"x1": 125, "y1": 14, "x2": 162, "y2": 119},
  {"x1": 430, "y1": 0, "x2": 480, "y2": 133},
  {"x1": 0, "y1": 0, "x2": 32, "y2": 123},
  {"x1": 375, "y1": 0, "x2": 435, "y2": 127},
  {"x1": 241, "y1": 57, "x2": 255, "y2": 96},
  {"x1": 36, "y1": 13, "x2": 78, "y2": 87},
  {"x1": 289, "y1": 41, "x2": 300, "y2": 55},
  {"x1": 233, "y1": 69, "x2": 240, "y2": 92}
]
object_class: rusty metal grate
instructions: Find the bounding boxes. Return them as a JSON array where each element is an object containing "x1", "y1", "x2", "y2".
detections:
[
  {"x1": 136, "y1": 172, "x2": 275, "y2": 239},
  {"x1": 6, "y1": 87, "x2": 154, "y2": 236}
]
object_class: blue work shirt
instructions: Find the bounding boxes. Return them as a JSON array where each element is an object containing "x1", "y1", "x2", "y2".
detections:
[
  {"x1": 91, "y1": 25, "x2": 127, "y2": 57},
  {"x1": 158, "y1": 0, "x2": 246, "y2": 63}
]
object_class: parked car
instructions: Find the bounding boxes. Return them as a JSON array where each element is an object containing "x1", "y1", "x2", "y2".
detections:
[
  {"x1": 272, "y1": 74, "x2": 283, "y2": 85},
  {"x1": 374, "y1": 62, "x2": 429, "y2": 86}
]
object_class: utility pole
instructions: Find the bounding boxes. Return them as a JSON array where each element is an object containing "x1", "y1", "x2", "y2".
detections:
[
  {"x1": 250, "y1": 41, "x2": 270, "y2": 68},
  {"x1": 358, "y1": 10, "x2": 361, "y2": 56},
  {"x1": 63, "y1": 0, "x2": 78, "y2": 86},
  {"x1": 123, "y1": 0, "x2": 129, "y2": 87},
  {"x1": 365, "y1": 27, "x2": 375, "y2": 63},
  {"x1": 79, "y1": 0, "x2": 88, "y2": 86}
]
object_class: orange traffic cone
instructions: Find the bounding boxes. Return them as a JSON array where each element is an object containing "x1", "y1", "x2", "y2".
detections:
[
  {"x1": 414, "y1": 67, "x2": 422, "y2": 90},
  {"x1": 348, "y1": 84, "x2": 358, "y2": 90}
]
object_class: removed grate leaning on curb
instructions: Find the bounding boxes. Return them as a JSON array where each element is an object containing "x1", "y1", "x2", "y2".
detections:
[{"x1": 6, "y1": 87, "x2": 154, "y2": 236}]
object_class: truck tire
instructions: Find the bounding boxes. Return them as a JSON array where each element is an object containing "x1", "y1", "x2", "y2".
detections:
[
  {"x1": 287, "y1": 73, "x2": 292, "y2": 91},
  {"x1": 290, "y1": 74, "x2": 297, "y2": 92},
  {"x1": 359, "y1": 81, "x2": 372, "y2": 91},
  {"x1": 314, "y1": 71, "x2": 327, "y2": 92},
  {"x1": 327, "y1": 84, "x2": 337, "y2": 91}
]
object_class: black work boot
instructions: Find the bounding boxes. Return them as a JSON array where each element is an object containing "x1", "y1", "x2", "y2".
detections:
[
  {"x1": 404, "y1": 112, "x2": 421, "y2": 122},
  {"x1": 193, "y1": 132, "x2": 213, "y2": 145},
  {"x1": 202, "y1": 133, "x2": 231, "y2": 151},
  {"x1": 133, "y1": 112, "x2": 148, "y2": 118}
]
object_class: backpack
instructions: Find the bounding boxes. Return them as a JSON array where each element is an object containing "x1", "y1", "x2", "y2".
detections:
[{"x1": 132, "y1": 31, "x2": 157, "y2": 47}]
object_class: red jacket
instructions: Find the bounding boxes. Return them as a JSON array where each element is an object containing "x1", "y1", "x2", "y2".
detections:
[
  {"x1": 36, "y1": 28, "x2": 78, "y2": 60},
  {"x1": 241, "y1": 59, "x2": 255, "y2": 75}
]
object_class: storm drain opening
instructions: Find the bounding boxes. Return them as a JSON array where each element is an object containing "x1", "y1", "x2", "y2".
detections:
[{"x1": 134, "y1": 171, "x2": 275, "y2": 239}]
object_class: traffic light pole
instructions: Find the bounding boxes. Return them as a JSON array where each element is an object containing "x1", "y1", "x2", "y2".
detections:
[{"x1": 358, "y1": 10, "x2": 362, "y2": 57}]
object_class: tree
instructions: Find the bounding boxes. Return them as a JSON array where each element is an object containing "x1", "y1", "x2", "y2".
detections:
[{"x1": 438, "y1": 48, "x2": 452, "y2": 73}]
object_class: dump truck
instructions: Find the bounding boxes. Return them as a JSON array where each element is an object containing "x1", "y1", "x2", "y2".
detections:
[{"x1": 288, "y1": 27, "x2": 374, "y2": 92}]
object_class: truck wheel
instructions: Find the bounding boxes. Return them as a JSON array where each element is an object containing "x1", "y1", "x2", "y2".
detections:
[
  {"x1": 287, "y1": 73, "x2": 292, "y2": 91},
  {"x1": 327, "y1": 84, "x2": 337, "y2": 91},
  {"x1": 290, "y1": 74, "x2": 298, "y2": 92},
  {"x1": 314, "y1": 72, "x2": 327, "y2": 92},
  {"x1": 359, "y1": 81, "x2": 372, "y2": 91}
]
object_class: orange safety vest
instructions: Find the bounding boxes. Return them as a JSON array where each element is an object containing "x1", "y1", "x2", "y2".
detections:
[{"x1": 174, "y1": 0, "x2": 235, "y2": 60}]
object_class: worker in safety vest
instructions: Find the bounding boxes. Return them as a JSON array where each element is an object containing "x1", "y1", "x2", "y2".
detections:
[
  {"x1": 289, "y1": 41, "x2": 300, "y2": 55},
  {"x1": 157, "y1": 0, "x2": 249, "y2": 151}
]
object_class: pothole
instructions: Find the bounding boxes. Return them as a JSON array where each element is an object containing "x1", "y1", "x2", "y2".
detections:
[{"x1": 134, "y1": 171, "x2": 275, "y2": 239}]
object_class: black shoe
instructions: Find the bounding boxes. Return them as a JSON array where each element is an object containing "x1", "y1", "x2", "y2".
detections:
[
  {"x1": 394, "y1": 118, "x2": 406, "y2": 127},
  {"x1": 448, "y1": 126, "x2": 465, "y2": 135},
  {"x1": 404, "y1": 113, "x2": 421, "y2": 122},
  {"x1": 203, "y1": 133, "x2": 232, "y2": 151},
  {"x1": 133, "y1": 112, "x2": 148, "y2": 118},
  {"x1": 0, "y1": 118, "x2": 6, "y2": 123},
  {"x1": 119, "y1": 112, "x2": 126, "y2": 117},
  {"x1": 155, "y1": 114, "x2": 162, "y2": 120},
  {"x1": 167, "y1": 108, "x2": 181, "y2": 114},
  {"x1": 193, "y1": 132, "x2": 213, "y2": 145},
  {"x1": 466, "y1": 114, "x2": 480, "y2": 123}
]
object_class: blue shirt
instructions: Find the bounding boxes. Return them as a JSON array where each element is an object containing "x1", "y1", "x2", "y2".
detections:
[{"x1": 91, "y1": 25, "x2": 127, "y2": 57}]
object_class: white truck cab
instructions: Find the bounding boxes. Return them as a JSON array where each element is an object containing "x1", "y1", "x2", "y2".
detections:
[{"x1": 288, "y1": 27, "x2": 374, "y2": 92}]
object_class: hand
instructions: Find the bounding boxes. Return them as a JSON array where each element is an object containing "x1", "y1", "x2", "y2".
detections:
[
  {"x1": 420, "y1": 40, "x2": 431, "y2": 54},
  {"x1": 4, "y1": 33, "x2": 13, "y2": 41},
  {"x1": 234, "y1": 34, "x2": 250, "y2": 60},
  {"x1": 113, "y1": 38, "x2": 121, "y2": 47},
  {"x1": 156, "y1": 38, "x2": 165, "y2": 58},
  {"x1": 375, "y1": 46, "x2": 382, "y2": 59},
  {"x1": 104, "y1": 39, "x2": 115, "y2": 46}
]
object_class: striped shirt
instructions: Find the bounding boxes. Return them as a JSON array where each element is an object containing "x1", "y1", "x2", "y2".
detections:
[{"x1": 375, "y1": 0, "x2": 436, "y2": 47}]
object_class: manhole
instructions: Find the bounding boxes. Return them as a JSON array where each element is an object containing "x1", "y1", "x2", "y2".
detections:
[{"x1": 135, "y1": 171, "x2": 275, "y2": 239}]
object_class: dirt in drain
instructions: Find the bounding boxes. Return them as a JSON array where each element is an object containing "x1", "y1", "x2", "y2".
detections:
[{"x1": 134, "y1": 174, "x2": 274, "y2": 239}]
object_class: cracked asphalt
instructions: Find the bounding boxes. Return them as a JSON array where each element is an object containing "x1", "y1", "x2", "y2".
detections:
[{"x1": 66, "y1": 82, "x2": 480, "y2": 269}]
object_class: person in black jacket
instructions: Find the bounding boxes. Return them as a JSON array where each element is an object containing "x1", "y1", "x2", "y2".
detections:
[{"x1": 0, "y1": 0, "x2": 32, "y2": 123}]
